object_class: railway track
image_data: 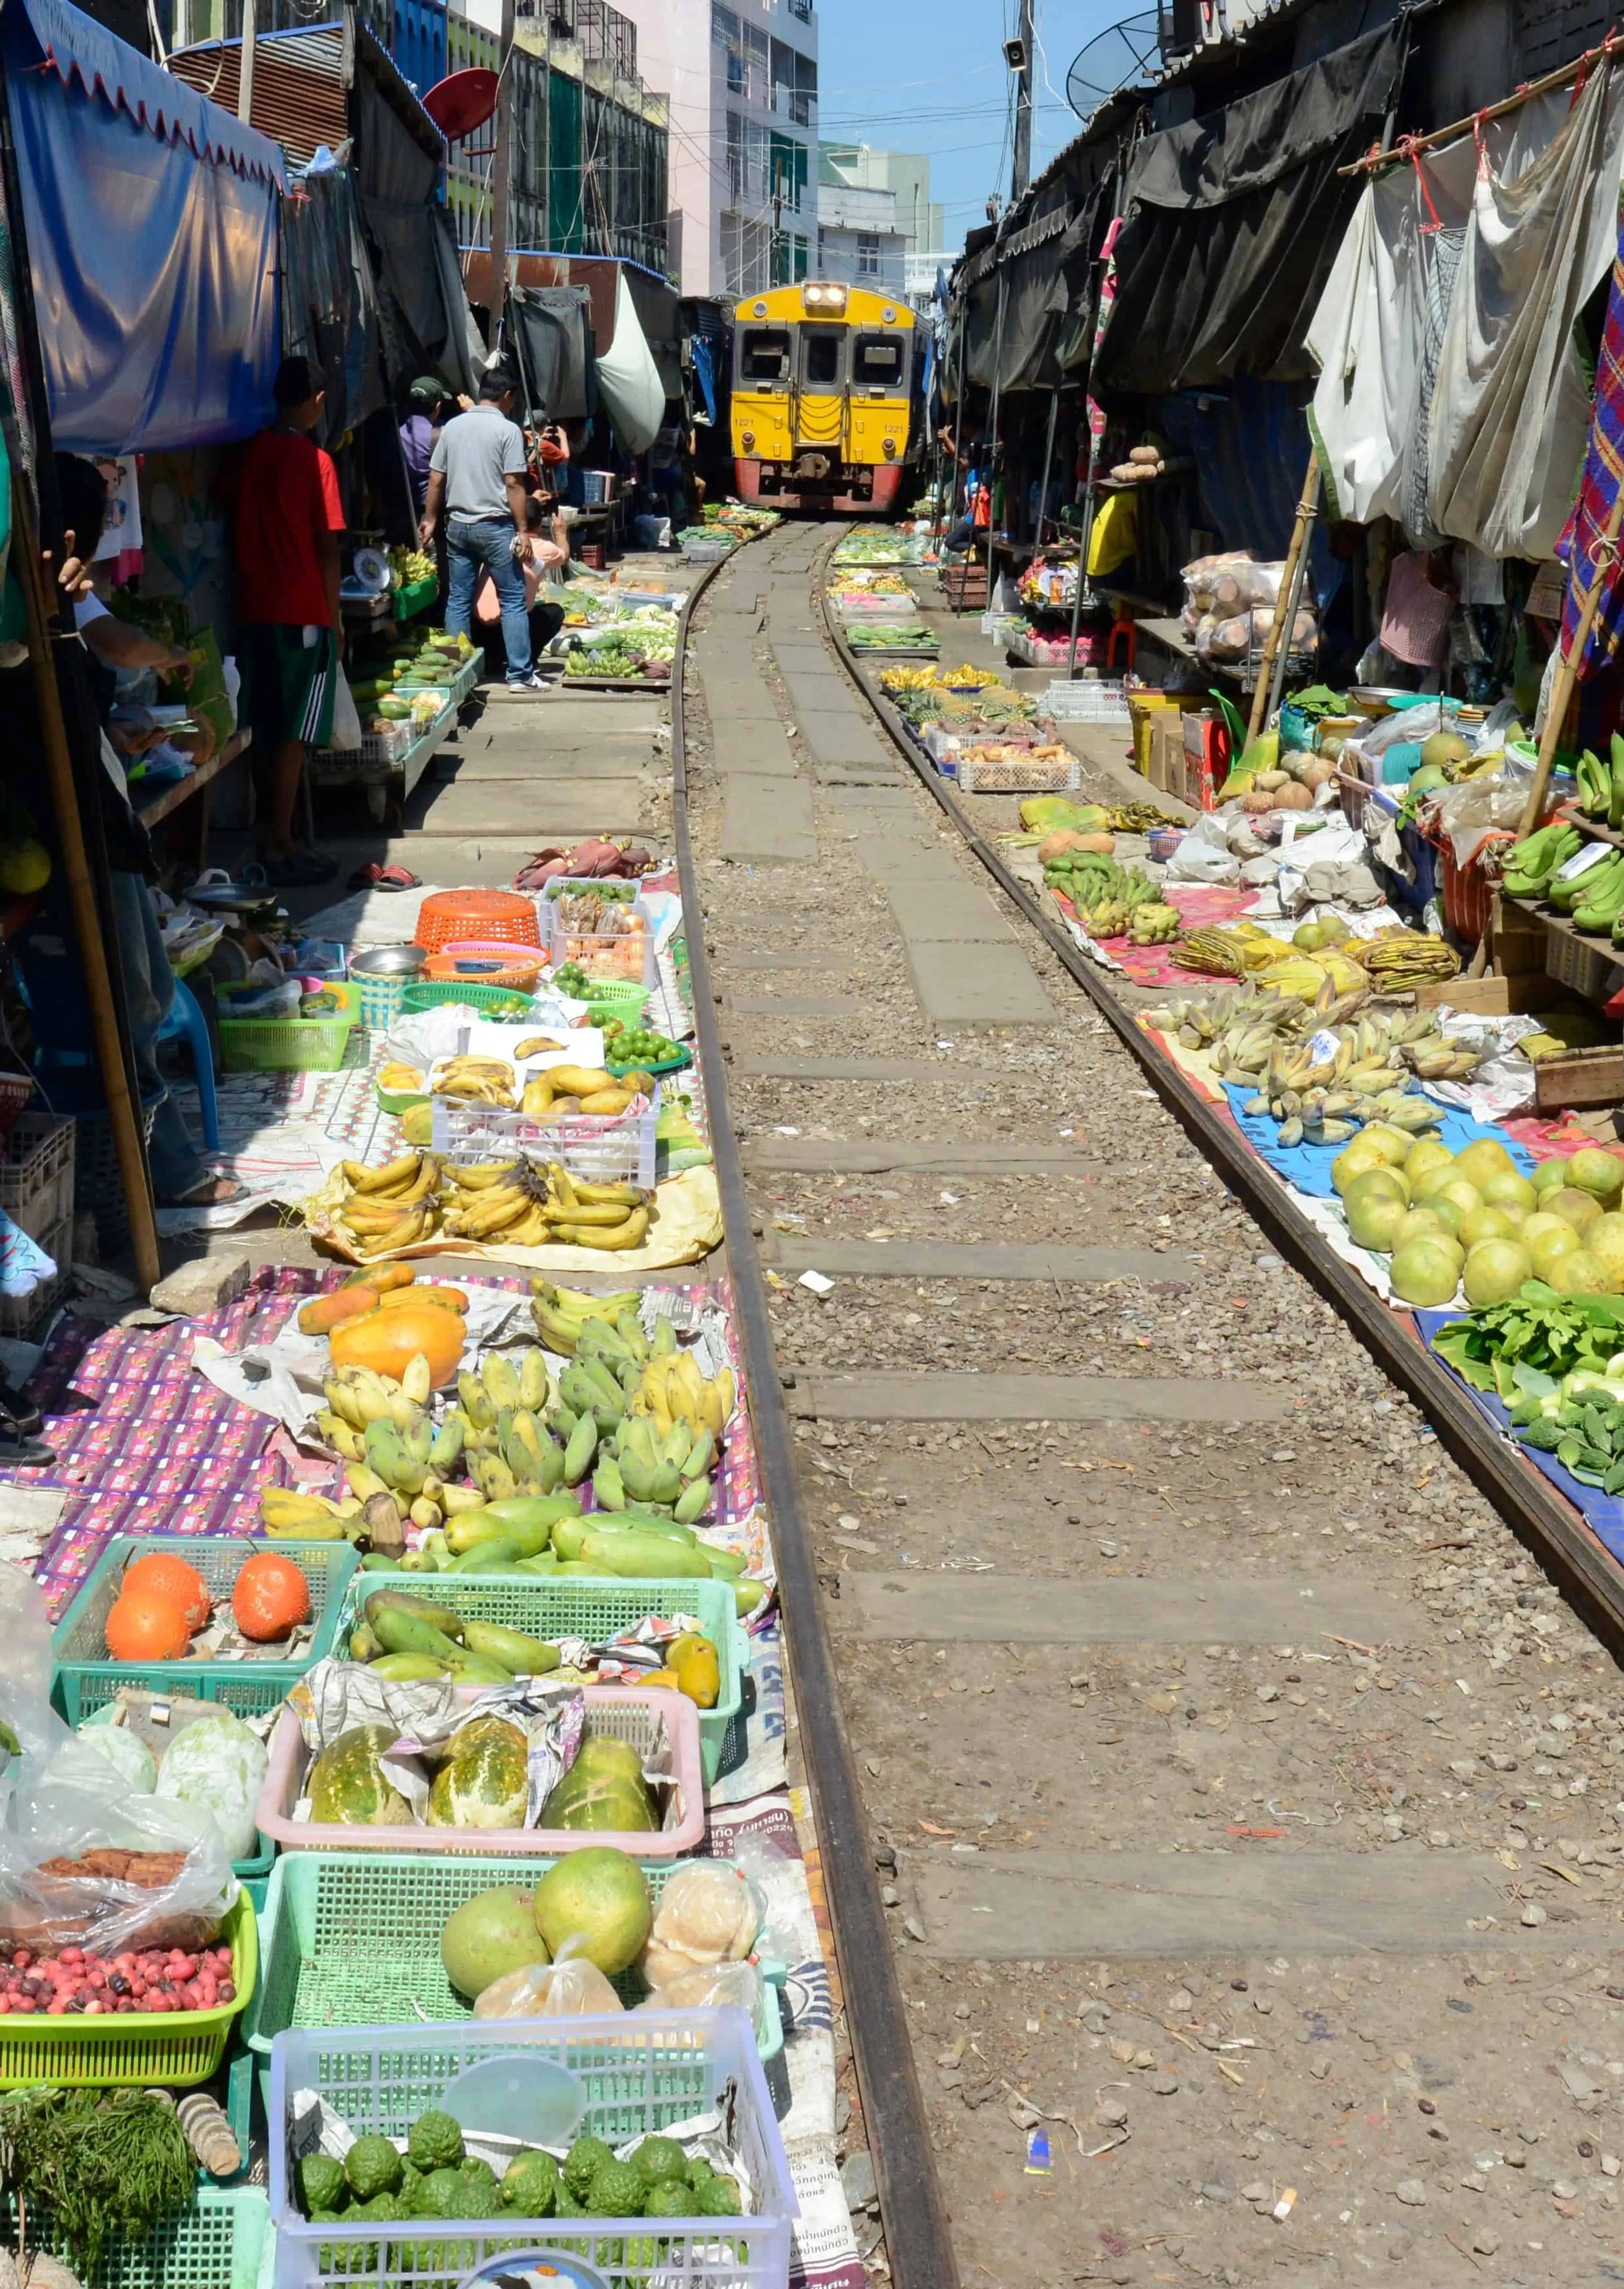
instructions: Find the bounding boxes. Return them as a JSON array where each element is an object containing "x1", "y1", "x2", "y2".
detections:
[{"x1": 672, "y1": 524, "x2": 1624, "y2": 2289}]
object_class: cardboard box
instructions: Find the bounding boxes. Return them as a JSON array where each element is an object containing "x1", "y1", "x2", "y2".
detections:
[
  {"x1": 1181, "y1": 710, "x2": 1229, "y2": 813},
  {"x1": 1147, "y1": 713, "x2": 1184, "y2": 798}
]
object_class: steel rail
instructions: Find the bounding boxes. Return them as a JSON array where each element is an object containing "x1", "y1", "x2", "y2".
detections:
[
  {"x1": 816, "y1": 576, "x2": 1624, "y2": 1661},
  {"x1": 669, "y1": 545, "x2": 964, "y2": 2289}
]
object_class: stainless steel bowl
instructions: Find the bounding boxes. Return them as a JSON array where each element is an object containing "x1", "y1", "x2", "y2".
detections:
[
  {"x1": 1349, "y1": 686, "x2": 1411, "y2": 715},
  {"x1": 346, "y1": 944, "x2": 428, "y2": 979}
]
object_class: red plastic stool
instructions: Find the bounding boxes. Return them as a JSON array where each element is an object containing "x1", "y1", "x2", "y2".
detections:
[{"x1": 1105, "y1": 608, "x2": 1137, "y2": 672}]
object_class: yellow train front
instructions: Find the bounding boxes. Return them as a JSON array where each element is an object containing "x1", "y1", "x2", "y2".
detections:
[{"x1": 730, "y1": 282, "x2": 915, "y2": 513}]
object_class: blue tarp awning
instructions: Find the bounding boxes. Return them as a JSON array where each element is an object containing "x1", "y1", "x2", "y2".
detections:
[{"x1": 4, "y1": 0, "x2": 285, "y2": 453}]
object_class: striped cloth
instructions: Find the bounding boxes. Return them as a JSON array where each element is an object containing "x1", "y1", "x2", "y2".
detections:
[{"x1": 1560, "y1": 216, "x2": 1624, "y2": 677}]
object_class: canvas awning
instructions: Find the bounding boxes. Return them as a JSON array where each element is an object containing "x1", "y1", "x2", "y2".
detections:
[{"x1": 3, "y1": 0, "x2": 284, "y2": 452}]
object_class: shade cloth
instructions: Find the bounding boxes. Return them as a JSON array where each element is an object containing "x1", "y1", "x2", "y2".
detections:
[
  {"x1": 1093, "y1": 22, "x2": 1403, "y2": 400},
  {"x1": 507, "y1": 284, "x2": 594, "y2": 422},
  {"x1": 594, "y1": 269, "x2": 665, "y2": 454},
  {"x1": 4, "y1": 0, "x2": 283, "y2": 452}
]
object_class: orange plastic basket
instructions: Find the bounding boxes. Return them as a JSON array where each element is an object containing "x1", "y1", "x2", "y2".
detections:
[
  {"x1": 414, "y1": 890, "x2": 543, "y2": 954},
  {"x1": 422, "y1": 943, "x2": 547, "y2": 989}
]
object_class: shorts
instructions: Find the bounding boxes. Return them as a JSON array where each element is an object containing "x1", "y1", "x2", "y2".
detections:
[{"x1": 238, "y1": 622, "x2": 337, "y2": 753}]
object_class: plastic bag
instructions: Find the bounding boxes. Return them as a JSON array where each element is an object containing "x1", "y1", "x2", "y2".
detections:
[
  {"x1": 641, "y1": 1859, "x2": 763, "y2": 1988},
  {"x1": 0, "y1": 1776, "x2": 233, "y2": 1955},
  {"x1": 328, "y1": 671, "x2": 363, "y2": 753},
  {"x1": 472, "y1": 1941, "x2": 623, "y2": 2019},
  {"x1": 1164, "y1": 813, "x2": 1240, "y2": 887},
  {"x1": 153, "y1": 1705, "x2": 268, "y2": 1861},
  {"x1": 637, "y1": 1959, "x2": 765, "y2": 2020},
  {"x1": 0, "y1": 1564, "x2": 67, "y2": 1785},
  {"x1": 73, "y1": 1714, "x2": 158, "y2": 1796}
]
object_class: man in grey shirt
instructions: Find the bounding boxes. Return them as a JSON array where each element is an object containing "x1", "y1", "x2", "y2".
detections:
[{"x1": 419, "y1": 365, "x2": 544, "y2": 690}]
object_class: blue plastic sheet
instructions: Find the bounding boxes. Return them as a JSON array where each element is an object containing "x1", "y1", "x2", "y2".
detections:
[
  {"x1": 4, "y1": 0, "x2": 284, "y2": 452},
  {"x1": 1418, "y1": 1308, "x2": 1624, "y2": 1569},
  {"x1": 1223, "y1": 1085, "x2": 1537, "y2": 1198}
]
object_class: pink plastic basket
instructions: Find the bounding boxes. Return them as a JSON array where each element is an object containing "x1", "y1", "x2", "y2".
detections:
[{"x1": 254, "y1": 1683, "x2": 705, "y2": 1858}]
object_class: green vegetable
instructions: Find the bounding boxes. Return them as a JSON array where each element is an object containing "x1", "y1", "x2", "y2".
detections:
[
  {"x1": 501, "y1": 2149, "x2": 562, "y2": 2215},
  {"x1": 589, "y1": 2160, "x2": 648, "y2": 2217},
  {"x1": 458, "y1": 2155, "x2": 498, "y2": 2193},
  {"x1": 0, "y1": 2087, "x2": 194, "y2": 2274},
  {"x1": 1432, "y1": 1283, "x2": 1624, "y2": 1389},
  {"x1": 416, "y1": 2168, "x2": 469, "y2": 2218},
  {"x1": 633, "y1": 2135, "x2": 687, "y2": 2188},
  {"x1": 407, "y1": 2111, "x2": 464, "y2": 2172},
  {"x1": 563, "y1": 2135, "x2": 616, "y2": 2202}
]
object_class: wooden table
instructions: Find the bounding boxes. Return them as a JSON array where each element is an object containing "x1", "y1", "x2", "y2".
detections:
[{"x1": 135, "y1": 727, "x2": 251, "y2": 873}]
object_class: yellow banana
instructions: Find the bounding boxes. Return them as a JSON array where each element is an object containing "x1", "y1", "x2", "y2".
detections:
[
  {"x1": 449, "y1": 1160, "x2": 525, "y2": 1192},
  {"x1": 401, "y1": 1352, "x2": 433, "y2": 1405},
  {"x1": 344, "y1": 1151, "x2": 421, "y2": 1195},
  {"x1": 552, "y1": 1206, "x2": 649, "y2": 1251},
  {"x1": 541, "y1": 1201, "x2": 632, "y2": 1228}
]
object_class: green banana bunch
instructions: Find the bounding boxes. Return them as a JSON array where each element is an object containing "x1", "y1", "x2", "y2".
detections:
[
  {"x1": 1578, "y1": 747, "x2": 1611, "y2": 820},
  {"x1": 1501, "y1": 822, "x2": 1582, "y2": 899}
]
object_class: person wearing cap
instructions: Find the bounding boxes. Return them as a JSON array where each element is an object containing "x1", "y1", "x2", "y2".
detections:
[
  {"x1": 231, "y1": 355, "x2": 344, "y2": 885},
  {"x1": 418, "y1": 364, "x2": 544, "y2": 692},
  {"x1": 400, "y1": 376, "x2": 450, "y2": 516}
]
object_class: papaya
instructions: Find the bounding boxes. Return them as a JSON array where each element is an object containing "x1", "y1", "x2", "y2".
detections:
[
  {"x1": 375, "y1": 1284, "x2": 469, "y2": 1316},
  {"x1": 299, "y1": 1286, "x2": 379, "y2": 1335},
  {"x1": 343, "y1": 1263, "x2": 414, "y2": 1293}
]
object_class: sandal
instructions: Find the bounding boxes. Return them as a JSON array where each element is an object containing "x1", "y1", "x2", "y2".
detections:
[
  {"x1": 167, "y1": 1172, "x2": 249, "y2": 1207},
  {"x1": 262, "y1": 851, "x2": 335, "y2": 888},
  {"x1": 347, "y1": 863, "x2": 423, "y2": 892},
  {"x1": 0, "y1": 1428, "x2": 55, "y2": 1468}
]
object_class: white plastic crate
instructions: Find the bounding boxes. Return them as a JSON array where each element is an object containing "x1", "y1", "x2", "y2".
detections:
[
  {"x1": 268, "y1": 2009, "x2": 796, "y2": 2289},
  {"x1": 1042, "y1": 677, "x2": 1130, "y2": 722},
  {"x1": 955, "y1": 751, "x2": 1082, "y2": 794},
  {"x1": 0, "y1": 1110, "x2": 74, "y2": 1245},
  {"x1": 432, "y1": 1083, "x2": 659, "y2": 1187},
  {"x1": 544, "y1": 891, "x2": 658, "y2": 988}
]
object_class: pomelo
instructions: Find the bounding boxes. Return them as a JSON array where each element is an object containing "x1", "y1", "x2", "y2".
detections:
[
  {"x1": 1481, "y1": 1171, "x2": 1537, "y2": 1215},
  {"x1": 1390, "y1": 1237, "x2": 1464, "y2": 1308},
  {"x1": 1548, "y1": 1249, "x2": 1619, "y2": 1295},
  {"x1": 1345, "y1": 1166, "x2": 1410, "y2": 1212},
  {"x1": 1591, "y1": 1212, "x2": 1624, "y2": 1274},
  {"x1": 1423, "y1": 1195, "x2": 1464, "y2": 1237},
  {"x1": 1332, "y1": 1138, "x2": 1394, "y2": 1197},
  {"x1": 1346, "y1": 1192, "x2": 1408, "y2": 1253},
  {"x1": 1405, "y1": 1138, "x2": 1455, "y2": 1184},
  {"x1": 532, "y1": 1845, "x2": 653, "y2": 1974},
  {"x1": 1458, "y1": 1205, "x2": 1514, "y2": 1248},
  {"x1": 1567, "y1": 1147, "x2": 1624, "y2": 1205},
  {"x1": 1361, "y1": 1124, "x2": 1414, "y2": 1169},
  {"x1": 1462, "y1": 1239, "x2": 1533, "y2": 1307},
  {"x1": 1431, "y1": 1177, "x2": 1484, "y2": 1224},
  {"x1": 1393, "y1": 1206, "x2": 1450, "y2": 1251},
  {"x1": 441, "y1": 1885, "x2": 552, "y2": 2001},
  {"x1": 1549, "y1": 1187, "x2": 1603, "y2": 1237},
  {"x1": 1530, "y1": 1224, "x2": 1582, "y2": 1278},
  {"x1": 1452, "y1": 1139, "x2": 1517, "y2": 1191},
  {"x1": 1533, "y1": 1158, "x2": 1569, "y2": 1199}
]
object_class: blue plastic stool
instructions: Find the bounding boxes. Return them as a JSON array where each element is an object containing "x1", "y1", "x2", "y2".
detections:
[{"x1": 157, "y1": 978, "x2": 219, "y2": 1151}]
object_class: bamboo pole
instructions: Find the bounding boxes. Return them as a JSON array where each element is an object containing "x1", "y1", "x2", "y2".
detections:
[
  {"x1": 1245, "y1": 453, "x2": 1320, "y2": 746},
  {"x1": 1339, "y1": 33, "x2": 1620, "y2": 177},
  {"x1": 11, "y1": 474, "x2": 161, "y2": 1291}
]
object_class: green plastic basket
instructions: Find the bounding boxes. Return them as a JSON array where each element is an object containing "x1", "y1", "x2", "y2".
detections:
[
  {"x1": 0, "y1": 2187, "x2": 269, "y2": 2289},
  {"x1": 607, "y1": 1046, "x2": 691, "y2": 1078},
  {"x1": 52, "y1": 1536, "x2": 362, "y2": 1723},
  {"x1": 0, "y1": 1890, "x2": 257, "y2": 2090},
  {"x1": 244, "y1": 1850, "x2": 785, "y2": 2066},
  {"x1": 217, "y1": 997, "x2": 355, "y2": 1073},
  {"x1": 579, "y1": 978, "x2": 650, "y2": 1022},
  {"x1": 400, "y1": 981, "x2": 540, "y2": 1019},
  {"x1": 335, "y1": 1570, "x2": 744, "y2": 1783}
]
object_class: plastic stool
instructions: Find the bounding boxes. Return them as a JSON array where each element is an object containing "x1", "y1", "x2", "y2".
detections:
[
  {"x1": 1105, "y1": 608, "x2": 1137, "y2": 672},
  {"x1": 157, "y1": 979, "x2": 219, "y2": 1151}
]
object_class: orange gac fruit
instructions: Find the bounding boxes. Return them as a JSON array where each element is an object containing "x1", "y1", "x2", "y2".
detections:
[
  {"x1": 120, "y1": 1552, "x2": 211, "y2": 1633},
  {"x1": 375, "y1": 1284, "x2": 468, "y2": 1317},
  {"x1": 104, "y1": 1589, "x2": 193, "y2": 1663},
  {"x1": 299, "y1": 1286, "x2": 379, "y2": 1336},
  {"x1": 330, "y1": 1302, "x2": 465, "y2": 1387},
  {"x1": 232, "y1": 1551, "x2": 312, "y2": 1642}
]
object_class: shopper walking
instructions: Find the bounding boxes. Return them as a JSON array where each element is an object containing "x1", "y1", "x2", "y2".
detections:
[
  {"x1": 230, "y1": 355, "x2": 344, "y2": 886},
  {"x1": 418, "y1": 365, "x2": 545, "y2": 692}
]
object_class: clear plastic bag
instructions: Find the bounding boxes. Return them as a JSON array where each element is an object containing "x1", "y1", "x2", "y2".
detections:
[
  {"x1": 636, "y1": 1959, "x2": 765, "y2": 2019},
  {"x1": 0, "y1": 1775, "x2": 234, "y2": 1956},
  {"x1": 472, "y1": 1940, "x2": 624, "y2": 2019},
  {"x1": 0, "y1": 1563, "x2": 70, "y2": 1785},
  {"x1": 641, "y1": 1858, "x2": 764, "y2": 1988}
]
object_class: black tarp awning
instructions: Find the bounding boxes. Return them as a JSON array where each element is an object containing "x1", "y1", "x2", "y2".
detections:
[
  {"x1": 280, "y1": 162, "x2": 384, "y2": 447},
  {"x1": 622, "y1": 265, "x2": 683, "y2": 400},
  {"x1": 352, "y1": 54, "x2": 477, "y2": 399},
  {"x1": 506, "y1": 284, "x2": 595, "y2": 422},
  {"x1": 1092, "y1": 19, "x2": 1405, "y2": 400}
]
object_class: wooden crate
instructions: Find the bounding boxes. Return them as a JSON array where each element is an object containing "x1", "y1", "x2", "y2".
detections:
[
  {"x1": 1413, "y1": 973, "x2": 1575, "y2": 1015},
  {"x1": 1533, "y1": 1044, "x2": 1624, "y2": 1113}
]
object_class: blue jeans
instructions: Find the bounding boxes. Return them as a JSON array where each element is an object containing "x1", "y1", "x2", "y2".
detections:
[
  {"x1": 111, "y1": 870, "x2": 206, "y2": 1202},
  {"x1": 445, "y1": 517, "x2": 531, "y2": 683}
]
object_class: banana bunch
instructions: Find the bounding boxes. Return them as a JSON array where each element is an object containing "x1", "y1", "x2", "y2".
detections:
[
  {"x1": 530, "y1": 1278, "x2": 644, "y2": 1355},
  {"x1": 1084, "y1": 900, "x2": 1130, "y2": 940},
  {"x1": 541, "y1": 1162, "x2": 651, "y2": 1253},
  {"x1": 440, "y1": 1159, "x2": 551, "y2": 1246},
  {"x1": 335, "y1": 1150, "x2": 441, "y2": 1253},
  {"x1": 634, "y1": 1346, "x2": 736, "y2": 1439},
  {"x1": 592, "y1": 1411, "x2": 716, "y2": 1525},
  {"x1": 1129, "y1": 902, "x2": 1181, "y2": 945},
  {"x1": 322, "y1": 1351, "x2": 437, "y2": 1440},
  {"x1": 1354, "y1": 934, "x2": 1461, "y2": 990},
  {"x1": 433, "y1": 1055, "x2": 517, "y2": 1107},
  {"x1": 1171, "y1": 927, "x2": 1254, "y2": 978},
  {"x1": 377, "y1": 1062, "x2": 424, "y2": 1093},
  {"x1": 259, "y1": 1485, "x2": 363, "y2": 1538}
]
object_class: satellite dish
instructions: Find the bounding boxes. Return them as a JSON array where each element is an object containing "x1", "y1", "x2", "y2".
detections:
[
  {"x1": 1065, "y1": 12, "x2": 1163, "y2": 121},
  {"x1": 421, "y1": 66, "x2": 500, "y2": 140}
]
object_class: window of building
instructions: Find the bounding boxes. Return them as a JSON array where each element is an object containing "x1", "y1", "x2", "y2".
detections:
[
  {"x1": 853, "y1": 332, "x2": 904, "y2": 385},
  {"x1": 793, "y1": 234, "x2": 809, "y2": 280},
  {"x1": 710, "y1": 3, "x2": 738, "y2": 41},
  {"x1": 856, "y1": 233, "x2": 881, "y2": 276},
  {"x1": 740, "y1": 327, "x2": 791, "y2": 380}
]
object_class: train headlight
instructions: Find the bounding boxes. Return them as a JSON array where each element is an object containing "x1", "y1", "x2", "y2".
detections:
[{"x1": 741, "y1": 430, "x2": 755, "y2": 451}]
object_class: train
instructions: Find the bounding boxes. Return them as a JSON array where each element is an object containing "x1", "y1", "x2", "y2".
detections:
[{"x1": 729, "y1": 282, "x2": 917, "y2": 514}]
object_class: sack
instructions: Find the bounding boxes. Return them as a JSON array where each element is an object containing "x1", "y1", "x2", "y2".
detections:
[{"x1": 328, "y1": 671, "x2": 362, "y2": 752}]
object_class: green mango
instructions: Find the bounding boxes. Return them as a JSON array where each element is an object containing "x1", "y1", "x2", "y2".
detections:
[
  {"x1": 370, "y1": 1606, "x2": 464, "y2": 1661},
  {"x1": 359, "y1": 1552, "x2": 401, "y2": 1573},
  {"x1": 462, "y1": 1618, "x2": 561, "y2": 1676},
  {"x1": 576, "y1": 1527, "x2": 714, "y2": 1580},
  {"x1": 442, "y1": 1653, "x2": 516, "y2": 1685},
  {"x1": 370, "y1": 1653, "x2": 452, "y2": 1682},
  {"x1": 734, "y1": 1579, "x2": 768, "y2": 1617},
  {"x1": 364, "y1": 1587, "x2": 466, "y2": 1641},
  {"x1": 447, "y1": 1538, "x2": 523, "y2": 1573}
]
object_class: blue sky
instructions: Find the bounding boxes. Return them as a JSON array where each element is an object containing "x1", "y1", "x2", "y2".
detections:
[{"x1": 815, "y1": 0, "x2": 1101, "y2": 253}]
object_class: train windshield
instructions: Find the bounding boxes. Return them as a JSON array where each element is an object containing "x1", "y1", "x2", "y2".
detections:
[
  {"x1": 740, "y1": 329, "x2": 791, "y2": 381},
  {"x1": 852, "y1": 334, "x2": 905, "y2": 388},
  {"x1": 801, "y1": 331, "x2": 844, "y2": 387}
]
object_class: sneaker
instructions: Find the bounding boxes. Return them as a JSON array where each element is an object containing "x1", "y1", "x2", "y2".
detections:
[{"x1": 506, "y1": 671, "x2": 550, "y2": 693}]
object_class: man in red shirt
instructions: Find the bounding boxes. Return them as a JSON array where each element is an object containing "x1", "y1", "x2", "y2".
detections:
[{"x1": 234, "y1": 356, "x2": 345, "y2": 885}]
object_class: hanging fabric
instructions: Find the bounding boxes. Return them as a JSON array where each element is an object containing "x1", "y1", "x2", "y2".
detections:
[
  {"x1": 594, "y1": 271, "x2": 666, "y2": 455},
  {"x1": 1557, "y1": 214, "x2": 1624, "y2": 677}
]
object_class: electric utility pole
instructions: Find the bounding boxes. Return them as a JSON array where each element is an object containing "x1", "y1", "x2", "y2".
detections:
[{"x1": 1010, "y1": 0, "x2": 1035, "y2": 201}]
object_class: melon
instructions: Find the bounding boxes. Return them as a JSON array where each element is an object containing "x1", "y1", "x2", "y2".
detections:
[
  {"x1": 428, "y1": 1716, "x2": 528, "y2": 1830},
  {"x1": 308, "y1": 1725, "x2": 412, "y2": 1826},
  {"x1": 441, "y1": 1884, "x2": 551, "y2": 2000},
  {"x1": 540, "y1": 1734, "x2": 659, "y2": 1834},
  {"x1": 532, "y1": 1845, "x2": 653, "y2": 1974}
]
